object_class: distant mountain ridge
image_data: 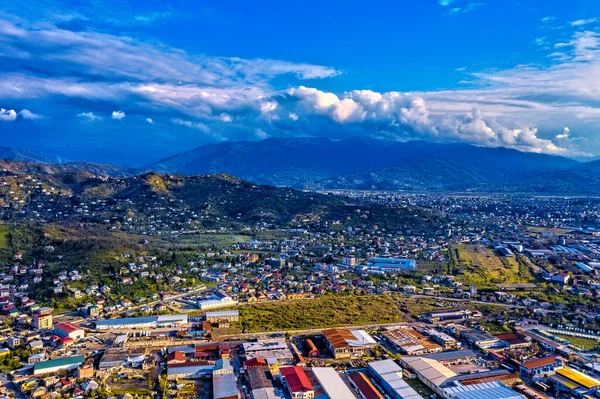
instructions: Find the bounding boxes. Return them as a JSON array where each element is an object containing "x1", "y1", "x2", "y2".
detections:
[
  {"x1": 149, "y1": 137, "x2": 590, "y2": 192},
  {"x1": 3, "y1": 138, "x2": 600, "y2": 194},
  {"x1": 0, "y1": 147, "x2": 61, "y2": 164}
]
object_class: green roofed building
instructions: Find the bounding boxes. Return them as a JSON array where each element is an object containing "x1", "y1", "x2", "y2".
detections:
[{"x1": 34, "y1": 355, "x2": 85, "y2": 375}]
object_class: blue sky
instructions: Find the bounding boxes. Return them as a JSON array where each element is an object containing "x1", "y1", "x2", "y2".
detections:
[{"x1": 1, "y1": 0, "x2": 600, "y2": 164}]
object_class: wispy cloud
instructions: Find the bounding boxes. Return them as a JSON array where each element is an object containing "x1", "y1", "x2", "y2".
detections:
[
  {"x1": 77, "y1": 112, "x2": 102, "y2": 121},
  {"x1": 18, "y1": 109, "x2": 43, "y2": 120},
  {"x1": 172, "y1": 118, "x2": 211, "y2": 133},
  {"x1": 570, "y1": 18, "x2": 597, "y2": 26},
  {"x1": 445, "y1": 2, "x2": 483, "y2": 15}
]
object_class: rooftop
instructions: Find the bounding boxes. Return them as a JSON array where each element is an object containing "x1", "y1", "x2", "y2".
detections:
[
  {"x1": 312, "y1": 367, "x2": 355, "y2": 399},
  {"x1": 280, "y1": 366, "x2": 313, "y2": 393}
]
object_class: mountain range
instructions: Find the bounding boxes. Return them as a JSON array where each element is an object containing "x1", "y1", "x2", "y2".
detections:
[{"x1": 3, "y1": 138, "x2": 600, "y2": 194}]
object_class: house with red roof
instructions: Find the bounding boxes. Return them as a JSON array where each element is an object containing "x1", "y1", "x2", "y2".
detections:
[
  {"x1": 244, "y1": 357, "x2": 267, "y2": 369},
  {"x1": 280, "y1": 366, "x2": 314, "y2": 399}
]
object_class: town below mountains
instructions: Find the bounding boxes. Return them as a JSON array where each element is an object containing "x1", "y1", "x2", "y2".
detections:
[
  {"x1": 4, "y1": 137, "x2": 600, "y2": 194},
  {"x1": 2, "y1": 139, "x2": 600, "y2": 399}
]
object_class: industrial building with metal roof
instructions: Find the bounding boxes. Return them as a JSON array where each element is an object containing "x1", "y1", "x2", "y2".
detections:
[
  {"x1": 33, "y1": 355, "x2": 85, "y2": 375},
  {"x1": 312, "y1": 367, "x2": 356, "y2": 399},
  {"x1": 95, "y1": 314, "x2": 188, "y2": 330},
  {"x1": 443, "y1": 382, "x2": 526, "y2": 399},
  {"x1": 398, "y1": 356, "x2": 457, "y2": 395},
  {"x1": 213, "y1": 372, "x2": 240, "y2": 399},
  {"x1": 368, "y1": 359, "x2": 424, "y2": 399}
]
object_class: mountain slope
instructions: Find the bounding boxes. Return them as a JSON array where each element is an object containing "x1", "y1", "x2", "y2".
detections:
[
  {"x1": 0, "y1": 163, "x2": 446, "y2": 232},
  {"x1": 0, "y1": 147, "x2": 61, "y2": 164},
  {"x1": 149, "y1": 137, "x2": 582, "y2": 190}
]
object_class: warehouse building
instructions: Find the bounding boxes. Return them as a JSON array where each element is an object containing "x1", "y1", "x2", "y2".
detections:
[
  {"x1": 95, "y1": 314, "x2": 188, "y2": 330},
  {"x1": 213, "y1": 370, "x2": 240, "y2": 399},
  {"x1": 33, "y1": 355, "x2": 85, "y2": 375},
  {"x1": 398, "y1": 357, "x2": 457, "y2": 396},
  {"x1": 519, "y1": 357, "x2": 562, "y2": 377},
  {"x1": 365, "y1": 257, "x2": 416, "y2": 273},
  {"x1": 461, "y1": 330, "x2": 501, "y2": 349},
  {"x1": 423, "y1": 350, "x2": 477, "y2": 364},
  {"x1": 349, "y1": 371, "x2": 386, "y2": 399},
  {"x1": 197, "y1": 291, "x2": 238, "y2": 310},
  {"x1": 206, "y1": 310, "x2": 239, "y2": 323},
  {"x1": 548, "y1": 367, "x2": 600, "y2": 396},
  {"x1": 312, "y1": 367, "x2": 355, "y2": 399},
  {"x1": 53, "y1": 322, "x2": 84, "y2": 340},
  {"x1": 243, "y1": 341, "x2": 294, "y2": 364},
  {"x1": 383, "y1": 326, "x2": 442, "y2": 355},
  {"x1": 368, "y1": 359, "x2": 423, "y2": 399},
  {"x1": 167, "y1": 361, "x2": 214, "y2": 379},
  {"x1": 423, "y1": 310, "x2": 474, "y2": 324},
  {"x1": 323, "y1": 328, "x2": 377, "y2": 359},
  {"x1": 443, "y1": 382, "x2": 525, "y2": 399}
]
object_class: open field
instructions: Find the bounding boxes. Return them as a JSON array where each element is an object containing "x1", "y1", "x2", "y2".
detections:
[
  {"x1": 526, "y1": 226, "x2": 573, "y2": 235},
  {"x1": 451, "y1": 244, "x2": 536, "y2": 288},
  {"x1": 168, "y1": 233, "x2": 251, "y2": 248},
  {"x1": 555, "y1": 334, "x2": 600, "y2": 351},
  {"x1": 239, "y1": 294, "x2": 407, "y2": 333}
]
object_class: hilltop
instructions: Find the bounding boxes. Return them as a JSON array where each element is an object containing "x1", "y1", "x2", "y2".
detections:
[{"x1": 0, "y1": 163, "x2": 446, "y2": 232}]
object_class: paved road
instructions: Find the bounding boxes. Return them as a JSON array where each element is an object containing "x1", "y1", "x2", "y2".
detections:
[{"x1": 53, "y1": 285, "x2": 210, "y2": 324}]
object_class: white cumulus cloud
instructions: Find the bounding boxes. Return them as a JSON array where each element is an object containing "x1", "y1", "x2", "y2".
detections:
[
  {"x1": 0, "y1": 108, "x2": 17, "y2": 121},
  {"x1": 111, "y1": 110, "x2": 126, "y2": 120}
]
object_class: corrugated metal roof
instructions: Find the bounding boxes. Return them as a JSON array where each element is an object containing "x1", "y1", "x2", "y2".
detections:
[
  {"x1": 444, "y1": 382, "x2": 525, "y2": 399},
  {"x1": 401, "y1": 357, "x2": 457, "y2": 387},
  {"x1": 424, "y1": 350, "x2": 476, "y2": 362},
  {"x1": 312, "y1": 367, "x2": 355, "y2": 399},
  {"x1": 556, "y1": 367, "x2": 600, "y2": 389},
  {"x1": 369, "y1": 360, "x2": 423, "y2": 399},
  {"x1": 213, "y1": 373, "x2": 240, "y2": 399}
]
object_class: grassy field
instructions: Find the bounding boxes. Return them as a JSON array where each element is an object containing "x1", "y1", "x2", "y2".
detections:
[
  {"x1": 172, "y1": 233, "x2": 251, "y2": 248},
  {"x1": 0, "y1": 225, "x2": 9, "y2": 249},
  {"x1": 526, "y1": 226, "x2": 572, "y2": 235},
  {"x1": 239, "y1": 294, "x2": 407, "y2": 333},
  {"x1": 451, "y1": 244, "x2": 536, "y2": 288},
  {"x1": 555, "y1": 334, "x2": 600, "y2": 351}
]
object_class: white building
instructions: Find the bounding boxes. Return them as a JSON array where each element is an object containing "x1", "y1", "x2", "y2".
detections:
[{"x1": 197, "y1": 291, "x2": 238, "y2": 310}]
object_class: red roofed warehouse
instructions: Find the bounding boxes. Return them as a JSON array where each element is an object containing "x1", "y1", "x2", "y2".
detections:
[
  {"x1": 53, "y1": 322, "x2": 84, "y2": 340},
  {"x1": 519, "y1": 356, "x2": 563, "y2": 376}
]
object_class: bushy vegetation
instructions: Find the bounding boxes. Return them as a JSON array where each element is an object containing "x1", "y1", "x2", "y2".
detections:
[{"x1": 239, "y1": 294, "x2": 406, "y2": 333}]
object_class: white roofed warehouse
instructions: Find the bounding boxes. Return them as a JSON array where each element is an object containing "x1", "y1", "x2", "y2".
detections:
[{"x1": 368, "y1": 359, "x2": 424, "y2": 399}]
